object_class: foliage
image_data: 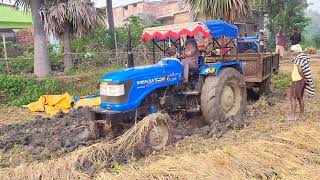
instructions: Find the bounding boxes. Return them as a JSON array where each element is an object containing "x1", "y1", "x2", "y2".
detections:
[
  {"x1": 0, "y1": 44, "x2": 63, "y2": 74},
  {"x1": 254, "y1": 0, "x2": 310, "y2": 48},
  {"x1": 273, "y1": 73, "x2": 291, "y2": 89},
  {"x1": 0, "y1": 74, "x2": 63, "y2": 105},
  {"x1": 0, "y1": 42, "x2": 31, "y2": 58},
  {"x1": 71, "y1": 16, "x2": 160, "y2": 51},
  {"x1": 186, "y1": 0, "x2": 252, "y2": 22},
  {"x1": 0, "y1": 72, "x2": 103, "y2": 106},
  {"x1": 301, "y1": 36, "x2": 320, "y2": 50},
  {"x1": 40, "y1": 0, "x2": 100, "y2": 37}
]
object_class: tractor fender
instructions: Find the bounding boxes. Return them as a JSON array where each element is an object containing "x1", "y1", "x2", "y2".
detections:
[{"x1": 199, "y1": 61, "x2": 243, "y2": 76}]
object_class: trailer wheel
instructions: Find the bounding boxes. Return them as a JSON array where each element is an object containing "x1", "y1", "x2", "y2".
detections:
[
  {"x1": 258, "y1": 76, "x2": 272, "y2": 95},
  {"x1": 201, "y1": 68, "x2": 246, "y2": 124},
  {"x1": 139, "y1": 113, "x2": 172, "y2": 155}
]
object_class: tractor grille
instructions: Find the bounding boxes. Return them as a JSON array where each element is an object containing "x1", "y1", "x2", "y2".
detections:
[{"x1": 101, "y1": 80, "x2": 133, "y2": 104}]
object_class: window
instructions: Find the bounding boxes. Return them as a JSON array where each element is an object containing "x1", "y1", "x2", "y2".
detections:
[{"x1": 123, "y1": 6, "x2": 128, "y2": 17}]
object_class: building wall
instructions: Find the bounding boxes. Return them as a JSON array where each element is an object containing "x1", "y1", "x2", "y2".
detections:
[
  {"x1": 174, "y1": 11, "x2": 192, "y2": 24},
  {"x1": 113, "y1": 2, "x2": 157, "y2": 27},
  {"x1": 16, "y1": 29, "x2": 33, "y2": 47}
]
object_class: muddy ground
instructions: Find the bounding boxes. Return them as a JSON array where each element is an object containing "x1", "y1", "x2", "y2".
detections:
[
  {"x1": 0, "y1": 59, "x2": 319, "y2": 178},
  {"x1": 0, "y1": 89, "x2": 280, "y2": 168}
]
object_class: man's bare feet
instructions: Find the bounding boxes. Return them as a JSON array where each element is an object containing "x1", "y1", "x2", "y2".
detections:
[{"x1": 288, "y1": 114, "x2": 296, "y2": 121}]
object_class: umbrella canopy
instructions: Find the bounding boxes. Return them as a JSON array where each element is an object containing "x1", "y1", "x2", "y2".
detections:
[
  {"x1": 141, "y1": 22, "x2": 211, "y2": 43},
  {"x1": 141, "y1": 20, "x2": 239, "y2": 43}
]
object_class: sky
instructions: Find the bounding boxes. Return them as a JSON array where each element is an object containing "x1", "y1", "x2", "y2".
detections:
[
  {"x1": 93, "y1": 0, "x2": 320, "y2": 12},
  {"x1": 1, "y1": 0, "x2": 318, "y2": 12},
  {"x1": 307, "y1": 0, "x2": 320, "y2": 12}
]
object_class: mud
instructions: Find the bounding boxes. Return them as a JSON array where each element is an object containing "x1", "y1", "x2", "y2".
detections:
[
  {"x1": 0, "y1": 91, "x2": 283, "y2": 168},
  {"x1": 0, "y1": 108, "x2": 109, "y2": 165}
]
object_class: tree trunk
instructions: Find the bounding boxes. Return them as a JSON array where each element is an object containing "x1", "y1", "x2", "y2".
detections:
[
  {"x1": 31, "y1": 0, "x2": 51, "y2": 78},
  {"x1": 106, "y1": 0, "x2": 115, "y2": 48},
  {"x1": 62, "y1": 23, "x2": 73, "y2": 72}
]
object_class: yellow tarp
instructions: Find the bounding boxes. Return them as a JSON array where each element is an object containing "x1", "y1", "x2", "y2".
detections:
[{"x1": 23, "y1": 93, "x2": 101, "y2": 116}]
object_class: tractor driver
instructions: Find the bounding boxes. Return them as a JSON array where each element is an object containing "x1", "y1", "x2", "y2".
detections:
[{"x1": 182, "y1": 38, "x2": 200, "y2": 83}]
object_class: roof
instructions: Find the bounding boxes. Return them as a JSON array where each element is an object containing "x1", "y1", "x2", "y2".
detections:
[
  {"x1": 0, "y1": 4, "x2": 32, "y2": 29},
  {"x1": 112, "y1": 0, "x2": 161, "y2": 8},
  {"x1": 141, "y1": 20, "x2": 238, "y2": 42}
]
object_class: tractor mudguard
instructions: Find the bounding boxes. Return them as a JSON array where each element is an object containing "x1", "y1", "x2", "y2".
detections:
[
  {"x1": 99, "y1": 58, "x2": 183, "y2": 111},
  {"x1": 199, "y1": 61, "x2": 243, "y2": 76}
]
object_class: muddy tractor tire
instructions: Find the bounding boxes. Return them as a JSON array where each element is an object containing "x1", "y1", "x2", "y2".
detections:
[
  {"x1": 201, "y1": 68, "x2": 246, "y2": 124},
  {"x1": 139, "y1": 113, "x2": 173, "y2": 155}
]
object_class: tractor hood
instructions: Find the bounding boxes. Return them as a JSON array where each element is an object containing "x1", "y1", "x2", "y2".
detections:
[
  {"x1": 100, "y1": 64, "x2": 165, "y2": 83},
  {"x1": 100, "y1": 59, "x2": 180, "y2": 83},
  {"x1": 99, "y1": 59, "x2": 183, "y2": 111}
]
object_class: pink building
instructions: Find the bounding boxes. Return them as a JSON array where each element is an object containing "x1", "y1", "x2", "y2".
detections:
[
  {"x1": 108, "y1": 0, "x2": 265, "y2": 36},
  {"x1": 110, "y1": 0, "x2": 193, "y2": 27}
]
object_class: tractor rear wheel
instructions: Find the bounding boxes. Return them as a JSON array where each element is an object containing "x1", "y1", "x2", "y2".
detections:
[{"x1": 201, "y1": 68, "x2": 246, "y2": 124}]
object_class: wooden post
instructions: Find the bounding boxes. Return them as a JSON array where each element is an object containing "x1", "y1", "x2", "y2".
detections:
[
  {"x1": 152, "y1": 40, "x2": 156, "y2": 64},
  {"x1": 114, "y1": 32, "x2": 118, "y2": 57},
  {"x1": 2, "y1": 34, "x2": 9, "y2": 74}
]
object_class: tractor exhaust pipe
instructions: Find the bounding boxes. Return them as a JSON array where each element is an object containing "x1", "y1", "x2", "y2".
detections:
[{"x1": 126, "y1": 24, "x2": 134, "y2": 68}]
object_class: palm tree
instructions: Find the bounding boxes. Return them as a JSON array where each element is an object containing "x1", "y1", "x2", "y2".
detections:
[
  {"x1": 40, "y1": 0, "x2": 99, "y2": 72},
  {"x1": 106, "y1": 0, "x2": 115, "y2": 33},
  {"x1": 14, "y1": 0, "x2": 52, "y2": 77},
  {"x1": 186, "y1": 0, "x2": 252, "y2": 23}
]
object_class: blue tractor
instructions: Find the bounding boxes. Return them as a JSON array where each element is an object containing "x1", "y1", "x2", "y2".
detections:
[{"x1": 91, "y1": 20, "x2": 246, "y2": 153}]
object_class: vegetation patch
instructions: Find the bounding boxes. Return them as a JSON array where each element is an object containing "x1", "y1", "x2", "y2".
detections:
[
  {"x1": 0, "y1": 74, "x2": 101, "y2": 106},
  {"x1": 272, "y1": 73, "x2": 291, "y2": 89}
]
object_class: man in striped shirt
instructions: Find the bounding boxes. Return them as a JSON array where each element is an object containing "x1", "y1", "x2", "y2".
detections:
[{"x1": 289, "y1": 44, "x2": 315, "y2": 121}]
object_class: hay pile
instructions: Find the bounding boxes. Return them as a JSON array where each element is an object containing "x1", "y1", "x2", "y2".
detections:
[
  {"x1": 304, "y1": 47, "x2": 317, "y2": 54},
  {"x1": 97, "y1": 122, "x2": 320, "y2": 180},
  {"x1": 0, "y1": 113, "x2": 170, "y2": 179}
]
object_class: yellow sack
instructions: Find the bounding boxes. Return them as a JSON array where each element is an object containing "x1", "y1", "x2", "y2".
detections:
[
  {"x1": 23, "y1": 93, "x2": 73, "y2": 116},
  {"x1": 74, "y1": 96, "x2": 101, "y2": 108}
]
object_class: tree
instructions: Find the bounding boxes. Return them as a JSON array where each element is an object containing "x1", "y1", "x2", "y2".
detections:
[
  {"x1": 40, "y1": 0, "x2": 99, "y2": 72},
  {"x1": 106, "y1": 0, "x2": 115, "y2": 48},
  {"x1": 254, "y1": 0, "x2": 310, "y2": 48},
  {"x1": 185, "y1": 0, "x2": 252, "y2": 22},
  {"x1": 14, "y1": 0, "x2": 52, "y2": 77}
]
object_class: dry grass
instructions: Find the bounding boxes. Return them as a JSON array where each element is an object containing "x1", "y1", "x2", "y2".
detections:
[
  {"x1": 0, "y1": 113, "x2": 170, "y2": 179},
  {"x1": 97, "y1": 122, "x2": 320, "y2": 180},
  {"x1": 0, "y1": 60, "x2": 319, "y2": 179},
  {"x1": 0, "y1": 105, "x2": 46, "y2": 126}
]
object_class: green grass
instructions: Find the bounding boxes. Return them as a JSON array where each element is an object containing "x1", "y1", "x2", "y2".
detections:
[
  {"x1": 273, "y1": 73, "x2": 291, "y2": 89},
  {"x1": 0, "y1": 66, "x2": 121, "y2": 106}
]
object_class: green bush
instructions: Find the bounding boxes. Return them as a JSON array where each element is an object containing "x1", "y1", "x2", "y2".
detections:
[
  {"x1": 0, "y1": 73, "x2": 102, "y2": 106},
  {"x1": 0, "y1": 42, "x2": 30, "y2": 58},
  {"x1": 0, "y1": 74, "x2": 66, "y2": 105},
  {"x1": 273, "y1": 73, "x2": 291, "y2": 89},
  {"x1": 302, "y1": 35, "x2": 320, "y2": 50}
]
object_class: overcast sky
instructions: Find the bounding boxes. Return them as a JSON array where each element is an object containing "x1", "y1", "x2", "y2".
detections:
[{"x1": 2, "y1": 0, "x2": 319, "y2": 12}]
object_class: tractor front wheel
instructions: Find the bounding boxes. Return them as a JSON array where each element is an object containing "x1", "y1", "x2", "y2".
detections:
[
  {"x1": 138, "y1": 113, "x2": 172, "y2": 155},
  {"x1": 201, "y1": 68, "x2": 246, "y2": 125}
]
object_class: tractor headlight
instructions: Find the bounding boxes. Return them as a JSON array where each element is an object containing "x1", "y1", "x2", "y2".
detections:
[
  {"x1": 205, "y1": 68, "x2": 216, "y2": 74},
  {"x1": 100, "y1": 84, "x2": 125, "y2": 96}
]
